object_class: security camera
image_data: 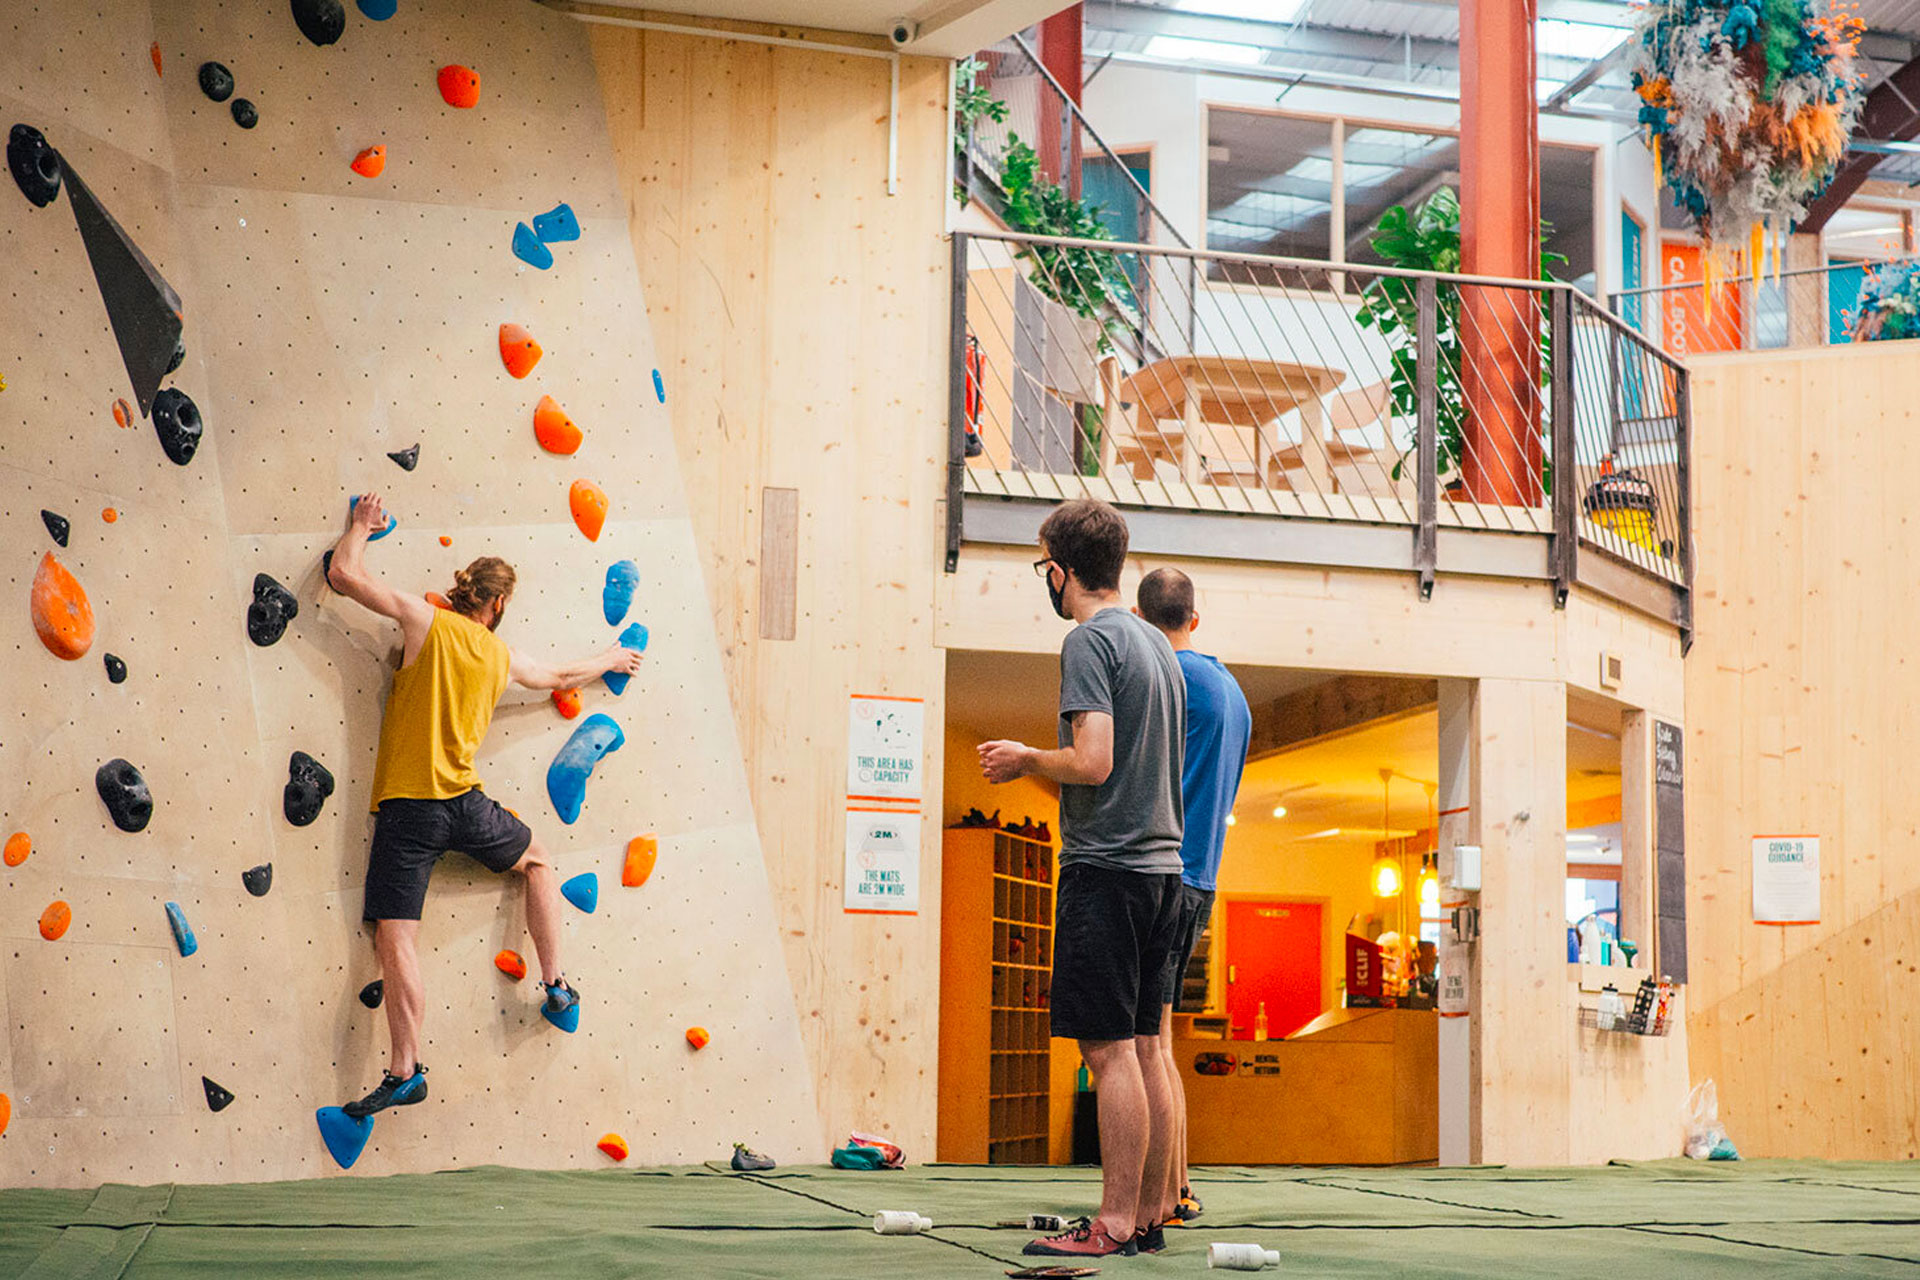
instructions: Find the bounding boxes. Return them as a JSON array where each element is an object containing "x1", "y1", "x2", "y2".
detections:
[{"x1": 889, "y1": 17, "x2": 918, "y2": 47}]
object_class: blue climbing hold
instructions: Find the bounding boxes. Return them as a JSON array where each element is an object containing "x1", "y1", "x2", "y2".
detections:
[
  {"x1": 603, "y1": 560, "x2": 639, "y2": 626},
  {"x1": 165, "y1": 902, "x2": 198, "y2": 957},
  {"x1": 652, "y1": 369, "x2": 665, "y2": 403},
  {"x1": 316, "y1": 1107, "x2": 375, "y2": 1169},
  {"x1": 511, "y1": 222, "x2": 553, "y2": 270},
  {"x1": 603, "y1": 623, "x2": 650, "y2": 696},
  {"x1": 356, "y1": 0, "x2": 398, "y2": 17},
  {"x1": 541, "y1": 997, "x2": 580, "y2": 1033},
  {"x1": 561, "y1": 872, "x2": 598, "y2": 914},
  {"x1": 546, "y1": 713, "x2": 624, "y2": 824},
  {"x1": 532, "y1": 202, "x2": 580, "y2": 244},
  {"x1": 348, "y1": 495, "x2": 396, "y2": 541}
]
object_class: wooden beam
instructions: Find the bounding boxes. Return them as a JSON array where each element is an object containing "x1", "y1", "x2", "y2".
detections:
[
  {"x1": 1247, "y1": 675, "x2": 1439, "y2": 761},
  {"x1": 1800, "y1": 55, "x2": 1920, "y2": 233}
]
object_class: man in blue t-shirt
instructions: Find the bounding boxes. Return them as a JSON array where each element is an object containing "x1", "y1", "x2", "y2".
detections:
[{"x1": 1136, "y1": 567, "x2": 1250, "y2": 1228}]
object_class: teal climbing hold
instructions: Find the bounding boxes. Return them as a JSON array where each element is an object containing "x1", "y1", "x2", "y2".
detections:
[
  {"x1": 653, "y1": 369, "x2": 665, "y2": 403},
  {"x1": 541, "y1": 998, "x2": 580, "y2": 1034},
  {"x1": 532, "y1": 202, "x2": 580, "y2": 244},
  {"x1": 348, "y1": 495, "x2": 396, "y2": 541},
  {"x1": 561, "y1": 872, "x2": 598, "y2": 914},
  {"x1": 603, "y1": 623, "x2": 649, "y2": 696},
  {"x1": 357, "y1": 0, "x2": 398, "y2": 17},
  {"x1": 511, "y1": 222, "x2": 553, "y2": 270},
  {"x1": 603, "y1": 560, "x2": 639, "y2": 626},
  {"x1": 546, "y1": 713, "x2": 624, "y2": 824},
  {"x1": 165, "y1": 902, "x2": 198, "y2": 957},
  {"x1": 316, "y1": 1107, "x2": 374, "y2": 1169}
]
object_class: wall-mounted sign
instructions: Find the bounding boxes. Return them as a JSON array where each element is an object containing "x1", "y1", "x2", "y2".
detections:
[
  {"x1": 844, "y1": 809, "x2": 920, "y2": 914},
  {"x1": 1752, "y1": 835, "x2": 1820, "y2": 925},
  {"x1": 845, "y1": 694, "x2": 923, "y2": 915},
  {"x1": 847, "y1": 694, "x2": 924, "y2": 802}
]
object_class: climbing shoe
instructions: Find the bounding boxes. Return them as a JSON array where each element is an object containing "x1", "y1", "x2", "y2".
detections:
[
  {"x1": 1023, "y1": 1217, "x2": 1138, "y2": 1258},
  {"x1": 543, "y1": 978, "x2": 579, "y2": 1015},
  {"x1": 1165, "y1": 1187, "x2": 1204, "y2": 1227},
  {"x1": 731, "y1": 1142, "x2": 776, "y2": 1171},
  {"x1": 1134, "y1": 1224, "x2": 1167, "y2": 1254},
  {"x1": 343, "y1": 1064, "x2": 427, "y2": 1118}
]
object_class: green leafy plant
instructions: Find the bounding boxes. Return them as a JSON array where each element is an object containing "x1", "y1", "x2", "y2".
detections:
[
  {"x1": 998, "y1": 136, "x2": 1133, "y2": 346},
  {"x1": 952, "y1": 58, "x2": 1008, "y2": 205}
]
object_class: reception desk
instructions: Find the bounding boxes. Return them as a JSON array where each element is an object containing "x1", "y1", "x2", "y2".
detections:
[{"x1": 1179, "y1": 1008, "x2": 1437, "y2": 1165}]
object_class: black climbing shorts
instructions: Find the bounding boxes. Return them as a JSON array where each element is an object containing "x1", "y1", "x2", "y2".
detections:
[
  {"x1": 363, "y1": 789, "x2": 532, "y2": 922},
  {"x1": 1049, "y1": 863, "x2": 1182, "y2": 1043},
  {"x1": 1160, "y1": 884, "x2": 1216, "y2": 1007}
]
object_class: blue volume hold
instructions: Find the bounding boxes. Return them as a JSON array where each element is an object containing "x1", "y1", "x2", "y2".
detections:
[
  {"x1": 356, "y1": 0, "x2": 397, "y2": 16},
  {"x1": 512, "y1": 222, "x2": 553, "y2": 270},
  {"x1": 165, "y1": 902, "x2": 198, "y2": 957},
  {"x1": 348, "y1": 496, "x2": 396, "y2": 541},
  {"x1": 603, "y1": 623, "x2": 649, "y2": 696},
  {"x1": 652, "y1": 369, "x2": 666, "y2": 403},
  {"x1": 603, "y1": 560, "x2": 639, "y2": 626},
  {"x1": 561, "y1": 872, "x2": 598, "y2": 914},
  {"x1": 316, "y1": 1107, "x2": 375, "y2": 1169},
  {"x1": 547, "y1": 713, "x2": 624, "y2": 824},
  {"x1": 532, "y1": 202, "x2": 580, "y2": 244},
  {"x1": 541, "y1": 998, "x2": 580, "y2": 1033}
]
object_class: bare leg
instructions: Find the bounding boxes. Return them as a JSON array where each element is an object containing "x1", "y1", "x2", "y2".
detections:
[
  {"x1": 1159, "y1": 1003, "x2": 1189, "y2": 1212},
  {"x1": 1134, "y1": 1029, "x2": 1176, "y2": 1230},
  {"x1": 374, "y1": 919, "x2": 424, "y2": 1075},
  {"x1": 513, "y1": 837, "x2": 566, "y2": 986},
  {"x1": 1081, "y1": 1037, "x2": 1148, "y2": 1243}
]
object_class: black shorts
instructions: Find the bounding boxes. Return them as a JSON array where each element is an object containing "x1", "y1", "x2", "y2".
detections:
[
  {"x1": 363, "y1": 789, "x2": 532, "y2": 922},
  {"x1": 1161, "y1": 884, "x2": 1215, "y2": 1007},
  {"x1": 1049, "y1": 863, "x2": 1182, "y2": 1042}
]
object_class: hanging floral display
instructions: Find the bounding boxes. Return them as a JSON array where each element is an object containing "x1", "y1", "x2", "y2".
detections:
[
  {"x1": 1627, "y1": 0, "x2": 1864, "y2": 273},
  {"x1": 1848, "y1": 261, "x2": 1920, "y2": 341}
]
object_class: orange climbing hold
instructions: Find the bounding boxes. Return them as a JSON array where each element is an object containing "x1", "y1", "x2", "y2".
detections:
[
  {"x1": 438, "y1": 535, "x2": 452, "y2": 548},
  {"x1": 551, "y1": 687, "x2": 582, "y2": 719},
  {"x1": 494, "y1": 949, "x2": 527, "y2": 981},
  {"x1": 151, "y1": 42, "x2": 163, "y2": 77},
  {"x1": 102, "y1": 507, "x2": 119, "y2": 524},
  {"x1": 437, "y1": 64, "x2": 480, "y2": 109},
  {"x1": 569, "y1": 479, "x2": 608, "y2": 542},
  {"x1": 4, "y1": 832, "x2": 29, "y2": 867},
  {"x1": 622, "y1": 834, "x2": 658, "y2": 887},
  {"x1": 350, "y1": 145, "x2": 387, "y2": 178},
  {"x1": 597, "y1": 1133, "x2": 630, "y2": 1161},
  {"x1": 534, "y1": 396, "x2": 582, "y2": 455},
  {"x1": 0, "y1": 1093, "x2": 9, "y2": 1137},
  {"x1": 113, "y1": 398, "x2": 133, "y2": 427},
  {"x1": 40, "y1": 900, "x2": 71, "y2": 941},
  {"x1": 426, "y1": 591, "x2": 452, "y2": 610},
  {"x1": 686, "y1": 1027, "x2": 711, "y2": 1050},
  {"x1": 498, "y1": 324, "x2": 542, "y2": 379},
  {"x1": 31, "y1": 552, "x2": 95, "y2": 661}
]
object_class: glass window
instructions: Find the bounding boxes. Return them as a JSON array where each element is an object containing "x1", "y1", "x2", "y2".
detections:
[{"x1": 1204, "y1": 109, "x2": 1337, "y2": 260}]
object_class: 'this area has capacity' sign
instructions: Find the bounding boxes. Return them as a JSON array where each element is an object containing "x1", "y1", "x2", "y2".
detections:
[
  {"x1": 1752, "y1": 836, "x2": 1820, "y2": 925},
  {"x1": 846, "y1": 695, "x2": 924, "y2": 802},
  {"x1": 845, "y1": 694, "x2": 923, "y2": 915}
]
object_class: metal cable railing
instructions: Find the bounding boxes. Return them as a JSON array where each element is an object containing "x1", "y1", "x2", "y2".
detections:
[{"x1": 1611, "y1": 255, "x2": 1912, "y2": 358}]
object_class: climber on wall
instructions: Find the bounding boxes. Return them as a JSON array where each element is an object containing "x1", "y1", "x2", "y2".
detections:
[{"x1": 324, "y1": 492, "x2": 645, "y2": 1118}]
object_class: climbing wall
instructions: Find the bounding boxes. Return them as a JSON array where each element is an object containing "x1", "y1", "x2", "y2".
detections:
[{"x1": 0, "y1": 0, "x2": 823, "y2": 1185}]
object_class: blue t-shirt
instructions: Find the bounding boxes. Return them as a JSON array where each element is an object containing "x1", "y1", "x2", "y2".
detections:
[{"x1": 1175, "y1": 650, "x2": 1251, "y2": 890}]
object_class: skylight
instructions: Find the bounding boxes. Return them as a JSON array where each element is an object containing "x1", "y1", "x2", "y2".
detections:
[
  {"x1": 1536, "y1": 18, "x2": 1628, "y2": 62},
  {"x1": 1175, "y1": 0, "x2": 1307, "y2": 22},
  {"x1": 1143, "y1": 35, "x2": 1266, "y2": 64}
]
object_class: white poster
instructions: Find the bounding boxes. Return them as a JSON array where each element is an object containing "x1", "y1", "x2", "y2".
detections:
[
  {"x1": 847, "y1": 695, "x2": 925, "y2": 803},
  {"x1": 1752, "y1": 836, "x2": 1820, "y2": 924},
  {"x1": 845, "y1": 810, "x2": 921, "y2": 914}
]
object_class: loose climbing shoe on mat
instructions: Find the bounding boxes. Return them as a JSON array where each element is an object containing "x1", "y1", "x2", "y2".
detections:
[
  {"x1": 543, "y1": 979, "x2": 579, "y2": 1016},
  {"x1": 731, "y1": 1142, "x2": 776, "y2": 1171},
  {"x1": 343, "y1": 1064, "x2": 427, "y2": 1118},
  {"x1": 1134, "y1": 1224, "x2": 1167, "y2": 1254},
  {"x1": 1024, "y1": 1217, "x2": 1137, "y2": 1258}
]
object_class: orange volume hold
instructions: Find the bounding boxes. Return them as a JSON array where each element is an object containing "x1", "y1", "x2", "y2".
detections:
[
  {"x1": 552, "y1": 687, "x2": 582, "y2": 720},
  {"x1": 597, "y1": 1133, "x2": 630, "y2": 1162},
  {"x1": 534, "y1": 396, "x2": 582, "y2": 455},
  {"x1": 569, "y1": 479, "x2": 608, "y2": 542},
  {"x1": 499, "y1": 324, "x2": 542, "y2": 379},
  {"x1": 622, "y1": 834, "x2": 658, "y2": 887},
  {"x1": 494, "y1": 949, "x2": 527, "y2": 981},
  {"x1": 4, "y1": 831, "x2": 30, "y2": 867},
  {"x1": 31, "y1": 552, "x2": 95, "y2": 661},
  {"x1": 437, "y1": 64, "x2": 480, "y2": 109},
  {"x1": 685, "y1": 1027, "x2": 710, "y2": 1050},
  {"x1": 350, "y1": 145, "x2": 387, "y2": 178},
  {"x1": 40, "y1": 900, "x2": 72, "y2": 941}
]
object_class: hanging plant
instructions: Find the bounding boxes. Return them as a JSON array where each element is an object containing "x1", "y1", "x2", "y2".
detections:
[
  {"x1": 998, "y1": 136, "x2": 1136, "y2": 350},
  {"x1": 1627, "y1": 0, "x2": 1864, "y2": 275},
  {"x1": 952, "y1": 57, "x2": 1008, "y2": 206},
  {"x1": 1848, "y1": 261, "x2": 1920, "y2": 341}
]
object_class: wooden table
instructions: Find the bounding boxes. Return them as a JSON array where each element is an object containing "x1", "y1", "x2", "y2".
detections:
[{"x1": 1110, "y1": 354, "x2": 1348, "y2": 489}]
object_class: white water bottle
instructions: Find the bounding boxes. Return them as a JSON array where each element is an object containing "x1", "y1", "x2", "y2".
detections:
[
  {"x1": 1208, "y1": 1242, "x2": 1280, "y2": 1270},
  {"x1": 873, "y1": 1211, "x2": 933, "y2": 1235}
]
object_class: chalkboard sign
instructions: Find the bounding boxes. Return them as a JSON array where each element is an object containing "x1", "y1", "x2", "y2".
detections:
[{"x1": 1653, "y1": 720, "x2": 1687, "y2": 984}]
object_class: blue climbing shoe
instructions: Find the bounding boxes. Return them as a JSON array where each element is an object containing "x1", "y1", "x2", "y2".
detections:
[
  {"x1": 342, "y1": 1064, "x2": 427, "y2": 1118},
  {"x1": 541, "y1": 979, "x2": 581, "y2": 1033}
]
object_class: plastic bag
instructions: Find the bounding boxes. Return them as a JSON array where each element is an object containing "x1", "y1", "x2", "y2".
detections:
[{"x1": 1683, "y1": 1079, "x2": 1740, "y2": 1160}]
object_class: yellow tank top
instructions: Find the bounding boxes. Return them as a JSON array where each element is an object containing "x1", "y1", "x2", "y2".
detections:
[{"x1": 370, "y1": 609, "x2": 511, "y2": 809}]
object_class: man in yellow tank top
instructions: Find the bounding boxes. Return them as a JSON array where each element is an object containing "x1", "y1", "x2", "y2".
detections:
[{"x1": 325, "y1": 493, "x2": 644, "y2": 1119}]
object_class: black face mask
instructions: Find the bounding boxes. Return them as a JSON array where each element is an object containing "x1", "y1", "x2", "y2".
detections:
[{"x1": 1046, "y1": 566, "x2": 1070, "y2": 620}]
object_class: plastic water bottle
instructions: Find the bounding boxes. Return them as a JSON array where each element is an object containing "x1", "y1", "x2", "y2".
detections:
[
  {"x1": 873, "y1": 1211, "x2": 934, "y2": 1235},
  {"x1": 1208, "y1": 1242, "x2": 1281, "y2": 1270},
  {"x1": 1253, "y1": 1002, "x2": 1269, "y2": 1041}
]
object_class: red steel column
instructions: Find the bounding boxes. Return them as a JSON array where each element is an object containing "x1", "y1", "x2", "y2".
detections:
[
  {"x1": 1038, "y1": 5, "x2": 1084, "y2": 197},
  {"x1": 1458, "y1": 0, "x2": 1542, "y2": 506}
]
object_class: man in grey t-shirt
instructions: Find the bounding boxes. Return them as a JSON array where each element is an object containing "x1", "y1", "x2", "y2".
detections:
[{"x1": 979, "y1": 498, "x2": 1185, "y2": 1260}]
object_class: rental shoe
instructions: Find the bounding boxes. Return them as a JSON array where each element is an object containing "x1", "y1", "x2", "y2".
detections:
[
  {"x1": 1023, "y1": 1217, "x2": 1138, "y2": 1258},
  {"x1": 1135, "y1": 1224, "x2": 1167, "y2": 1254},
  {"x1": 342, "y1": 1064, "x2": 427, "y2": 1118}
]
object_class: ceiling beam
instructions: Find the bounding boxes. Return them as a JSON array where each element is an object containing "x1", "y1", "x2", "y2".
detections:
[
  {"x1": 1247, "y1": 676, "x2": 1439, "y2": 762},
  {"x1": 1801, "y1": 54, "x2": 1920, "y2": 232}
]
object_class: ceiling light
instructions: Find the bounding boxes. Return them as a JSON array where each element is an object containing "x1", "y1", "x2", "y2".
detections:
[
  {"x1": 1536, "y1": 18, "x2": 1628, "y2": 62},
  {"x1": 1371, "y1": 856, "x2": 1403, "y2": 898},
  {"x1": 1271, "y1": 805, "x2": 1287, "y2": 819},
  {"x1": 1225, "y1": 813, "x2": 1238, "y2": 827},
  {"x1": 1177, "y1": 0, "x2": 1307, "y2": 21},
  {"x1": 1566, "y1": 833, "x2": 1600, "y2": 845},
  {"x1": 1143, "y1": 35, "x2": 1265, "y2": 65}
]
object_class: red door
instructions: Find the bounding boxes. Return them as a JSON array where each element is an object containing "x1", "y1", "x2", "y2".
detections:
[{"x1": 1224, "y1": 899, "x2": 1324, "y2": 1040}]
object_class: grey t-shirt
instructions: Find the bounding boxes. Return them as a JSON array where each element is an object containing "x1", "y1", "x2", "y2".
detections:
[{"x1": 1056, "y1": 607, "x2": 1185, "y2": 873}]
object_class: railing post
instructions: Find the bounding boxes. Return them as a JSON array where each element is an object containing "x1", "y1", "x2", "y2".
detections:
[
  {"x1": 1673, "y1": 366, "x2": 1694, "y2": 653},
  {"x1": 1549, "y1": 287, "x2": 1577, "y2": 607},
  {"x1": 946, "y1": 232, "x2": 969, "y2": 573},
  {"x1": 1415, "y1": 276, "x2": 1438, "y2": 600}
]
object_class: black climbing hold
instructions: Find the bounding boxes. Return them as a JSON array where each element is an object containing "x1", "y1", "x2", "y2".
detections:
[
  {"x1": 41, "y1": 510, "x2": 69, "y2": 547},
  {"x1": 166, "y1": 335, "x2": 186, "y2": 375},
  {"x1": 247, "y1": 573, "x2": 298, "y2": 646},
  {"x1": 104, "y1": 653, "x2": 127, "y2": 684},
  {"x1": 8, "y1": 124, "x2": 62, "y2": 208},
  {"x1": 230, "y1": 99, "x2": 258, "y2": 130},
  {"x1": 197, "y1": 62, "x2": 235, "y2": 103},
  {"x1": 387, "y1": 443, "x2": 420, "y2": 471},
  {"x1": 96, "y1": 758, "x2": 153, "y2": 833},
  {"x1": 284, "y1": 751, "x2": 335, "y2": 826},
  {"x1": 63, "y1": 162, "x2": 184, "y2": 418},
  {"x1": 151, "y1": 387, "x2": 203, "y2": 465},
  {"x1": 359, "y1": 980, "x2": 384, "y2": 1009},
  {"x1": 242, "y1": 863, "x2": 273, "y2": 896},
  {"x1": 202, "y1": 1076, "x2": 235, "y2": 1112},
  {"x1": 290, "y1": 0, "x2": 346, "y2": 47}
]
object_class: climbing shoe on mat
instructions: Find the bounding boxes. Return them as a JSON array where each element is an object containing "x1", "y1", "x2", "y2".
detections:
[{"x1": 1023, "y1": 1218, "x2": 1138, "y2": 1258}]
